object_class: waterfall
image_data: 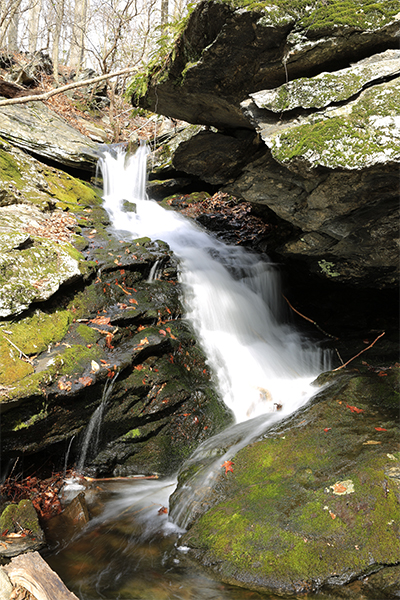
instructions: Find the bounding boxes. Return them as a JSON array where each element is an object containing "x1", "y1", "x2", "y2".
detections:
[
  {"x1": 97, "y1": 144, "x2": 331, "y2": 528},
  {"x1": 98, "y1": 145, "x2": 331, "y2": 424}
]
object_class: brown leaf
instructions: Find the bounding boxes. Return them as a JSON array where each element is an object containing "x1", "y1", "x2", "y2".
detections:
[{"x1": 78, "y1": 376, "x2": 93, "y2": 387}]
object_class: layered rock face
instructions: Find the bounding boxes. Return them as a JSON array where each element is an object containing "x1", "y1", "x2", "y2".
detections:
[{"x1": 135, "y1": 0, "x2": 400, "y2": 288}]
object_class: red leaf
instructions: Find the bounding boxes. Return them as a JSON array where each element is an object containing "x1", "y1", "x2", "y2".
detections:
[
  {"x1": 221, "y1": 460, "x2": 234, "y2": 474},
  {"x1": 346, "y1": 404, "x2": 364, "y2": 413},
  {"x1": 159, "y1": 329, "x2": 166, "y2": 336},
  {"x1": 324, "y1": 428, "x2": 331, "y2": 433},
  {"x1": 375, "y1": 427, "x2": 387, "y2": 431}
]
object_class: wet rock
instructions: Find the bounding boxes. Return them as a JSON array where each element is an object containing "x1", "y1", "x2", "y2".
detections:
[
  {"x1": 132, "y1": 2, "x2": 400, "y2": 290},
  {"x1": 0, "y1": 214, "x2": 231, "y2": 477},
  {"x1": 44, "y1": 492, "x2": 90, "y2": 548},
  {"x1": 223, "y1": 145, "x2": 399, "y2": 288},
  {"x1": 361, "y1": 564, "x2": 400, "y2": 599},
  {"x1": 179, "y1": 368, "x2": 400, "y2": 596}
]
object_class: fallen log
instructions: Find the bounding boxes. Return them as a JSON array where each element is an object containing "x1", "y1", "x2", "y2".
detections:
[{"x1": 5, "y1": 552, "x2": 78, "y2": 600}]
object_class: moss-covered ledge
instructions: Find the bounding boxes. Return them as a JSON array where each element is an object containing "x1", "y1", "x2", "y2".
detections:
[{"x1": 179, "y1": 368, "x2": 400, "y2": 596}]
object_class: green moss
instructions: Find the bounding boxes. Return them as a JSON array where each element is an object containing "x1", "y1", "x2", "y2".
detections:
[
  {"x1": 128, "y1": 0, "x2": 399, "y2": 108},
  {"x1": 318, "y1": 260, "x2": 341, "y2": 278},
  {"x1": 13, "y1": 406, "x2": 48, "y2": 431},
  {"x1": 122, "y1": 428, "x2": 141, "y2": 440},
  {"x1": 76, "y1": 324, "x2": 99, "y2": 344},
  {"x1": 0, "y1": 499, "x2": 42, "y2": 537},
  {"x1": 5, "y1": 309, "x2": 72, "y2": 355},
  {"x1": 230, "y1": 0, "x2": 399, "y2": 30}
]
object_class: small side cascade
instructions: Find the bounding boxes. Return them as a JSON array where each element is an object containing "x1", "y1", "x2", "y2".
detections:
[
  {"x1": 63, "y1": 435, "x2": 75, "y2": 478},
  {"x1": 77, "y1": 373, "x2": 118, "y2": 473},
  {"x1": 147, "y1": 259, "x2": 162, "y2": 282}
]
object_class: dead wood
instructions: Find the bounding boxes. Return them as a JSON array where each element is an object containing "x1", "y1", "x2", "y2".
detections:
[{"x1": 5, "y1": 552, "x2": 78, "y2": 600}]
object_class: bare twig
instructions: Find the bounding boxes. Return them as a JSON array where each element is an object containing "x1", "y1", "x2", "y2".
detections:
[
  {"x1": 332, "y1": 331, "x2": 386, "y2": 371},
  {"x1": 0, "y1": 66, "x2": 138, "y2": 107},
  {"x1": 0, "y1": 331, "x2": 32, "y2": 363},
  {"x1": 283, "y1": 295, "x2": 338, "y2": 340}
]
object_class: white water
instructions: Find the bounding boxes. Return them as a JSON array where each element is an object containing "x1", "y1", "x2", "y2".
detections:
[{"x1": 98, "y1": 144, "x2": 331, "y2": 425}]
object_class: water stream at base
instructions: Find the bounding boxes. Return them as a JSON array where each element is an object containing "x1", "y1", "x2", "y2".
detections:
[{"x1": 47, "y1": 145, "x2": 337, "y2": 599}]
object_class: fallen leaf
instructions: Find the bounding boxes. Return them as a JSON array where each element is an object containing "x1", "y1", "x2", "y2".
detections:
[
  {"x1": 58, "y1": 379, "x2": 72, "y2": 391},
  {"x1": 158, "y1": 506, "x2": 168, "y2": 515},
  {"x1": 159, "y1": 329, "x2": 166, "y2": 336},
  {"x1": 221, "y1": 460, "x2": 234, "y2": 474},
  {"x1": 375, "y1": 427, "x2": 387, "y2": 431},
  {"x1": 363, "y1": 440, "x2": 382, "y2": 445},
  {"x1": 128, "y1": 298, "x2": 138, "y2": 304},
  {"x1": 331, "y1": 479, "x2": 355, "y2": 495},
  {"x1": 346, "y1": 404, "x2": 364, "y2": 413},
  {"x1": 105, "y1": 333, "x2": 114, "y2": 349},
  {"x1": 78, "y1": 376, "x2": 93, "y2": 387},
  {"x1": 324, "y1": 428, "x2": 332, "y2": 432},
  {"x1": 329, "y1": 511, "x2": 336, "y2": 519},
  {"x1": 90, "y1": 316, "x2": 111, "y2": 326}
]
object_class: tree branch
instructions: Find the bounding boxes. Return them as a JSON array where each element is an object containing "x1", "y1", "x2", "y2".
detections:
[{"x1": 0, "y1": 66, "x2": 137, "y2": 107}]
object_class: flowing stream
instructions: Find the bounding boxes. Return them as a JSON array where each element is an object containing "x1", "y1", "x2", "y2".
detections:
[{"x1": 47, "y1": 144, "x2": 334, "y2": 599}]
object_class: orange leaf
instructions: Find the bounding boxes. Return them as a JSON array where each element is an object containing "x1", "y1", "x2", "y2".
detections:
[
  {"x1": 375, "y1": 427, "x2": 387, "y2": 431},
  {"x1": 90, "y1": 316, "x2": 111, "y2": 326},
  {"x1": 58, "y1": 379, "x2": 72, "y2": 391},
  {"x1": 105, "y1": 333, "x2": 114, "y2": 349},
  {"x1": 324, "y1": 428, "x2": 331, "y2": 433},
  {"x1": 135, "y1": 365, "x2": 144, "y2": 371},
  {"x1": 159, "y1": 329, "x2": 166, "y2": 336},
  {"x1": 221, "y1": 460, "x2": 234, "y2": 474},
  {"x1": 346, "y1": 404, "x2": 364, "y2": 413},
  {"x1": 329, "y1": 511, "x2": 336, "y2": 519},
  {"x1": 128, "y1": 298, "x2": 138, "y2": 304},
  {"x1": 158, "y1": 506, "x2": 168, "y2": 515},
  {"x1": 78, "y1": 376, "x2": 93, "y2": 387}
]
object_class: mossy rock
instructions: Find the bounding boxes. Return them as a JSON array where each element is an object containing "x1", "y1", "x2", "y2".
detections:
[
  {"x1": 181, "y1": 369, "x2": 400, "y2": 595},
  {"x1": 267, "y1": 77, "x2": 400, "y2": 172},
  {"x1": 0, "y1": 499, "x2": 43, "y2": 539}
]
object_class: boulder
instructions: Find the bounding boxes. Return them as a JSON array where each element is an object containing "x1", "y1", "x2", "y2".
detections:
[
  {"x1": 0, "y1": 101, "x2": 98, "y2": 171},
  {"x1": 176, "y1": 368, "x2": 400, "y2": 596},
  {"x1": 134, "y1": 0, "x2": 400, "y2": 129}
]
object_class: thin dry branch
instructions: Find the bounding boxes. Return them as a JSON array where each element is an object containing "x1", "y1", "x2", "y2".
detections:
[
  {"x1": 283, "y1": 295, "x2": 338, "y2": 340},
  {"x1": 332, "y1": 331, "x2": 386, "y2": 371},
  {"x1": 0, "y1": 66, "x2": 137, "y2": 107}
]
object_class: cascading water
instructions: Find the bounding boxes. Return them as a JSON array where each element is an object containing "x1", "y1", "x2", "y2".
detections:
[
  {"x1": 98, "y1": 145, "x2": 331, "y2": 426},
  {"x1": 97, "y1": 144, "x2": 331, "y2": 529}
]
